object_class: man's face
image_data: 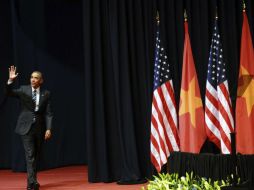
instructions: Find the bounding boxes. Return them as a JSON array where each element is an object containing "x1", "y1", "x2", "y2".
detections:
[{"x1": 30, "y1": 72, "x2": 43, "y2": 89}]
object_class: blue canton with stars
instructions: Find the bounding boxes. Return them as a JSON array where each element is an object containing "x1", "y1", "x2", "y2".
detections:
[
  {"x1": 207, "y1": 19, "x2": 227, "y2": 88},
  {"x1": 153, "y1": 29, "x2": 172, "y2": 90}
]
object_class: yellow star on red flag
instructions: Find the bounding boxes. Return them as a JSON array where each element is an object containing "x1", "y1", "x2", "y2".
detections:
[{"x1": 179, "y1": 78, "x2": 203, "y2": 127}]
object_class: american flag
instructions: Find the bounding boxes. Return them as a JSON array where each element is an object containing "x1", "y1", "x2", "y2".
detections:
[
  {"x1": 205, "y1": 19, "x2": 234, "y2": 154},
  {"x1": 150, "y1": 23, "x2": 180, "y2": 172}
]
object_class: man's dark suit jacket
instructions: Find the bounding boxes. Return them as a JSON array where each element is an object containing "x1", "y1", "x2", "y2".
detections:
[{"x1": 6, "y1": 84, "x2": 53, "y2": 135}]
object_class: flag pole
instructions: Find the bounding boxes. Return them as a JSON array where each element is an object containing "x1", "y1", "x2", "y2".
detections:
[
  {"x1": 156, "y1": 11, "x2": 171, "y2": 173},
  {"x1": 216, "y1": 4, "x2": 237, "y2": 185},
  {"x1": 152, "y1": 9, "x2": 180, "y2": 174},
  {"x1": 230, "y1": 1, "x2": 246, "y2": 187},
  {"x1": 229, "y1": 1, "x2": 237, "y2": 182}
]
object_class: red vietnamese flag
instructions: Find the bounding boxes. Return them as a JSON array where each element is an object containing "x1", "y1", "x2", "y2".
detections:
[
  {"x1": 236, "y1": 11, "x2": 254, "y2": 154},
  {"x1": 179, "y1": 21, "x2": 207, "y2": 153}
]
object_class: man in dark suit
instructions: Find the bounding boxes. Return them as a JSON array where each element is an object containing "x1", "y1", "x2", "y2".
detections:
[{"x1": 6, "y1": 66, "x2": 53, "y2": 190}]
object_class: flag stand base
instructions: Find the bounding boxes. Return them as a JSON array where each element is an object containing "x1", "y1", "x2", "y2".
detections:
[{"x1": 227, "y1": 133, "x2": 251, "y2": 190}]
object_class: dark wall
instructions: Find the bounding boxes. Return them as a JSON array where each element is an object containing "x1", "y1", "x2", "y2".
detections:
[
  {"x1": 0, "y1": 0, "x2": 254, "y2": 184},
  {"x1": 0, "y1": 0, "x2": 87, "y2": 170},
  {"x1": 0, "y1": 0, "x2": 14, "y2": 168}
]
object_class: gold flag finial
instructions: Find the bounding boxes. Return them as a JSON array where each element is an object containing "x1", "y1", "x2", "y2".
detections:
[
  {"x1": 243, "y1": 0, "x2": 246, "y2": 12},
  {"x1": 156, "y1": 11, "x2": 160, "y2": 25},
  {"x1": 184, "y1": 9, "x2": 187, "y2": 21}
]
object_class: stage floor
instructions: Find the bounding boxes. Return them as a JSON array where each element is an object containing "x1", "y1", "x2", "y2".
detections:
[{"x1": 0, "y1": 166, "x2": 146, "y2": 190}]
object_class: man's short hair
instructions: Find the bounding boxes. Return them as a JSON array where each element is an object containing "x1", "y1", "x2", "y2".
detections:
[{"x1": 32, "y1": 71, "x2": 43, "y2": 80}]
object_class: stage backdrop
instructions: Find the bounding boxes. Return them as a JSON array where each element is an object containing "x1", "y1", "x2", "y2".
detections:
[
  {"x1": 0, "y1": 0, "x2": 254, "y2": 183},
  {"x1": 0, "y1": 0, "x2": 87, "y2": 171}
]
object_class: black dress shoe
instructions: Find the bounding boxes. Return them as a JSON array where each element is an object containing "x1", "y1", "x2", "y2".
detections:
[
  {"x1": 27, "y1": 184, "x2": 33, "y2": 190},
  {"x1": 34, "y1": 182, "x2": 40, "y2": 190},
  {"x1": 27, "y1": 182, "x2": 40, "y2": 190}
]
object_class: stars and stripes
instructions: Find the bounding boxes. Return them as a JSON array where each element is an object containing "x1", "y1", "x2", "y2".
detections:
[
  {"x1": 205, "y1": 19, "x2": 234, "y2": 154},
  {"x1": 150, "y1": 24, "x2": 180, "y2": 172}
]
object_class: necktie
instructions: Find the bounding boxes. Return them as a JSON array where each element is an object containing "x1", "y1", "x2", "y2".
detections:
[
  {"x1": 32, "y1": 90, "x2": 37, "y2": 107},
  {"x1": 32, "y1": 90, "x2": 37, "y2": 122}
]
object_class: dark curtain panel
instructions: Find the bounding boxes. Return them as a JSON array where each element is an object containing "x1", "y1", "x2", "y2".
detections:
[
  {"x1": 84, "y1": 0, "x2": 254, "y2": 183},
  {"x1": 1, "y1": 0, "x2": 254, "y2": 184},
  {"x1": 0, "y1": 0, "x2": 14, "y2": 169},
  {"x1": 83, "y1": 0, "x2": 155, "y2": 182},
  {"x1": 0, "y1": 0, "x2": 87, "y2": 171}
]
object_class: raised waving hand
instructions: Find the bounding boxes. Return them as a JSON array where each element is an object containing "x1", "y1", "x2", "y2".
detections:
[{"x1": 9, "y1": 65, "x2": 19, "y2": 81}]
